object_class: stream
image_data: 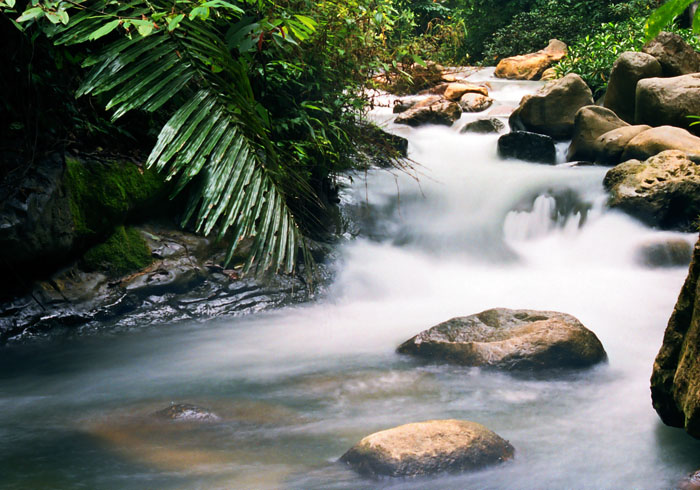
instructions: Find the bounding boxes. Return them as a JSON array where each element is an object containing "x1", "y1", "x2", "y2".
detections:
[{"x1": 1, "y1": 68, "x2": 700, "y2": 489}]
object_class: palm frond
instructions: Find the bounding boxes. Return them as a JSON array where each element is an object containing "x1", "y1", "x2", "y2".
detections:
[{"x1": 55, "y1": 6, "x2": 310, "y2": 276}]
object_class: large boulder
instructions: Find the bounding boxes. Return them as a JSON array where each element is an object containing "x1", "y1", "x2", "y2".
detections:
[
  {"x1": 594, "y1": 125, "x2": 652, "y2": 165},
  {"x1": 460, "y1": 93, "x2": 494, "y2": 112},
  {"x1": 604, "y1": 51, "x2": 662, "y2": 123},
  {"x1": 635, "y1": 238, "x2": 693, "y2": 268},
  {"x1": 397, "y1": 308, "x2": 607, "y2": 370},
  {"x1": 461, "y1": 118, "x2": 505, "y2": 134},
  {"x1": 620, "y1": 126, "x2": 700, "y2": 162},
  {"x1": 394, "y1": 96, "x2": 462, "y2": 127},
  {"x1": 567, "y1": 106, "x2": 629, "y2": 162},
  {"x1": 339, "y1": 419, "x2": 514, "y2": 477},
  {"x1": 651, "y1": 239, "x2": 700, "y2": 438},
  {"x1": 509, "y1": 73, "x2": 594, "y2": 139},
  {"x1": 444, "y1": 83, "x2": 489, "y2": 101},
  {"x1": 635, "y1": 74, "x2": 700, "y2": 136},
  {"x1": 604, "y1": 150, "x2": 700, "y2": 231},
  {"x1": 497, "y1": 131, "x2": 556, "y2": 164},
  {"x1": 642, "y1": 31, "x2": 700, "y2": 77},
  {"x1": 494, "y1": 39, "x2": 568, "y2": 81}
]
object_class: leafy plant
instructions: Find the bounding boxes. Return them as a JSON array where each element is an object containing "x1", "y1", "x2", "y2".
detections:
[{"x1": 645, "y1": 0, "x2": 700, "y2": 40}]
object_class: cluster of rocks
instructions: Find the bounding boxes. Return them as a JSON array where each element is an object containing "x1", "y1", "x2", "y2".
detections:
[{"x1": 498, "y1": 33, "x2": 700, "y2": 233}]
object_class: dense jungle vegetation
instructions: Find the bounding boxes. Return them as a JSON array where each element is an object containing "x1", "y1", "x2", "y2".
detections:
[{"x1": 0, "y1": 0, "x2": 697, "y2": 276}]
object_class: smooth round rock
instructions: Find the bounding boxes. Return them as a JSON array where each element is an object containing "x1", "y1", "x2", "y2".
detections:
[
  {"x1": 397, "y1": 308, "x2": 607, "y2": 370},
  {"x1": 340, "y1": 419, "x2": 514, "y2": 477}
]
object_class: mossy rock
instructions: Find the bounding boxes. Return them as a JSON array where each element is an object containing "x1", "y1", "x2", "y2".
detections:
[
  {"x1": 65, "y1": 156, "x2": 164, "y2": 237},
  {"x1": 83, "y1": 226, "x2": 152, "y2": 276}
]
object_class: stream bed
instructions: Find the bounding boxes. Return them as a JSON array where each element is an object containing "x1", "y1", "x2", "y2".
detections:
[{"x1": 1, "y1": 68, "x2": 700, "y2": 489}]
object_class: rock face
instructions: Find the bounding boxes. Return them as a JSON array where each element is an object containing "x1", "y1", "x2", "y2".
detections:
[
  {"x1": 635, "y1": 74, "x2": 700, "y2": 135},
  {"x1": 497, "y1": 131, "x2": 556, "y2": 164},
  {"x1": 461, "y1": 118, "x2": 505, "y2": 134},
  {"x1": 397, "y1": 308, "x2": 607, "y2": 370},
  {"x1": 594, "y1": 125, "x2": 652, "y2": 165},
  {"x1": 604, "y1": 51, "x2": 662, "y2": 123},
  {"x1": 509, "y1": 73, "x2": 594, "y2": 139},
  {"x1": 394, "y1": 96, "x2": 462, "y2": 127},
  {"x1": 642, "y1": 32, "x2": 700, "y2": 77},
  {"x1": 604, "y1": 150, "x2": 700, "y2": 231},
  {"x1": 651, "y1": 239, "x2": 700, "y2": 438},
  {"x1": 444, "y1": 83, "x2": 489, "y2": 101},
  {"x1": 494, "y1": 39, "x2": 568, "y2": 80},
  {"x1": 339, "y1": 419, "x2": 514, "y2": 477},
  {"x1": 460, "y1": 93, "x2": 494, "y2": 112},
  {"x1": 620, "y1": 126, "x2": 700, "y2": 162},
  {"x1": 567, "y1": 106, "x2": 628, "y2": 162}
]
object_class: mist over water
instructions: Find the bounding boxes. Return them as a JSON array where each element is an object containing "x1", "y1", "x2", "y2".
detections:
[{"x1": 1, "y1": 68, "x2": 699, "y2": 489}]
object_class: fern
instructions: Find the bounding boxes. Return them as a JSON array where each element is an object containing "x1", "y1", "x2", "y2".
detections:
[{"x1": 53, "y1": 2, "x2": 311, "y2": 276}]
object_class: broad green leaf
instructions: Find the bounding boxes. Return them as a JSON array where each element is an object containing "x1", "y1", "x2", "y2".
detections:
[
  {"x1": 167, "y1": 13, "x2": 184, "y2": 31},
  {"x1": 87, "y1": 19, "x2": 121, "y2": 41},
  {"x1": 17, "y1": 7, "x2": 44, "y2": 22},
  {"x1": 645, "y1": 0, "x2": 695, "y2": 41},
  {"x1": 293, "y1": 14, "x2": 316, "y2": 30},
  {"x1": 6, "y1": 0, "x2": 16, "y2": 8}
]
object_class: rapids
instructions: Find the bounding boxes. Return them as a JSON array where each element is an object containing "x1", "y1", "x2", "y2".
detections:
[{"x1": 1, "y1": 67, "x2": 699, "y2": 489}]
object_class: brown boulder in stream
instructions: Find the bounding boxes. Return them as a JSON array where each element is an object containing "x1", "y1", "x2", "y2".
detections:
[
  {"x1": 340, "y1": 419, "x2": 514, "y2": 477},
  {"x1": 494, "y1": 39, "x2": 567, "y2": 81},
  {"x1": 394, "y1": 96, "x2": 462, "y2": 127},
  {"x1": 652, "y1": 239, "x2": 700, "y2": 439},
  {"x1": 397, "y1": 308, "x2": 607, "y2": 370}
]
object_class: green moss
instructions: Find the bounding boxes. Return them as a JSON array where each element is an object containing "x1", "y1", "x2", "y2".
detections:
[
  {"x1": 65, "y1": 156, "x2": 164, "y2": 237},
  {"x1": 83, "y1": 226, "x2": 152, "y2": 276}
]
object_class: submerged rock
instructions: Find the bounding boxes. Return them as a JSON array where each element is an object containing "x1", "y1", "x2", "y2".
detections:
[
  {"x1": 636, "y1": 239, "x2": 693, "y2": 268},
  {"x1": 652, "y1": 239, "x2": 700, "y2": 438},
  {"x1": 397, "y1": 308, "x2": 607, "y2": 370},
  {"x1": 679, "y1": 469, "x2": 700, "y2": 490},
  {"x1": 509, "y1": 73, "x2": 594, "y2": 139},
  {"x1": 339, "y1": 419, "x2": 514, "y2": 477},
  {"x1": 461, "y1": 118, "x2": 505, "y2": 134},
  {"x1": 604, "y1": 150, "x2": 700, "y2": 231},
  {"x1": 494, "y1": 39, "x2": 567, "y2": 81},
  {"x1": 497, "y1": 131, "x2": 556, "y2": 164},
  {"x1": 153, "y1": 403, "x2": 220, "y2": 422},
  {"x1": 394, "y1": 96, "x2": 462, "y2": 127}
]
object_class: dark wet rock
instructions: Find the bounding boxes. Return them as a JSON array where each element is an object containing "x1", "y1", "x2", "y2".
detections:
[
  {"x1": 461, "y1": 118, "x2": 505, "y2": 134},
  {"x1": 635, "y1": 74, "x2": 700, "y2": 136},
  {"x1": 593, "y1": 125, "x2": 652, "y2": 165},
  {"x1": 392, "y1": 100, "x2": 416, "y2": 114},
  {"x1": 509, "y1": 73, "x2": 594, "y2": 139},
  {"x1": 604, "y1": 150, "x2": 700, "y2": 231},
  {"x1": 642, "y1": 32, "x2": 700, "y2": 77},
  {"x1": 459, "y1": 93, "x2": 494, "y2": 112},
  {"x1": 652, "y1": 239, "x2": 700, "y2": 439},
  {"x1": 394, "y1": 96, "x2": 462, "y2": 127},
  {"x1": 494, "y1": 39, "x2": 567, "y2": 81},
  {"x1": 340, "y1": 419, "x2": 514, "y2": 477},
  {"x1": 0, "y1": 224, "x2": 312, "y2": 344},
  {"x1": 567, "y1": 106, "x2": 628, "y2": 162},
  {"x1": 397, "y1": 308, "x2": 607, "y2": 370},
  {"x1": 497, "y1": 131, "x2": 556, "y2": 164},
  {"x1": 153, "y1": 403, "x2": 220, "y2": 422},
  {"x1": 636, "y1": 239, "x2": 693, "y2": 268},
  {"x1": 620, "y1": 126, "x2": 700, "y2": 162},
  {"x1": 604, "y1": 52, "x2": 662, "y2": 123}
]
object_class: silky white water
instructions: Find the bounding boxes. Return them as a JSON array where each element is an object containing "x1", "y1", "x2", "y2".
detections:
[{"x1": 1, "y1": 68, "x2": 699, "y2": 489}]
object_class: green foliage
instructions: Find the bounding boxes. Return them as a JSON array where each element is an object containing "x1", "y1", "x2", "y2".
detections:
[
  {"x1": 556, "y1": 16, "x2": 700, "y2": 98},
  {"x1": 82, "y1": 225, "x2": 153, "y2": 276},
  {"x1": 482, "y1": 0, "x2": 656, "y2": 63}
]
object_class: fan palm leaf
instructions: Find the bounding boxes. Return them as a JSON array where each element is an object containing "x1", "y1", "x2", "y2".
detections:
[{"x1": 54, "y1": 3, "x2": 311, "y2": 276}]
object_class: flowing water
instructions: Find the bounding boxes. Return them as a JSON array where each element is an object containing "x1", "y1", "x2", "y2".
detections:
[{"x1": 2, "y1": 68, "x2": 700, "y2": 489}]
